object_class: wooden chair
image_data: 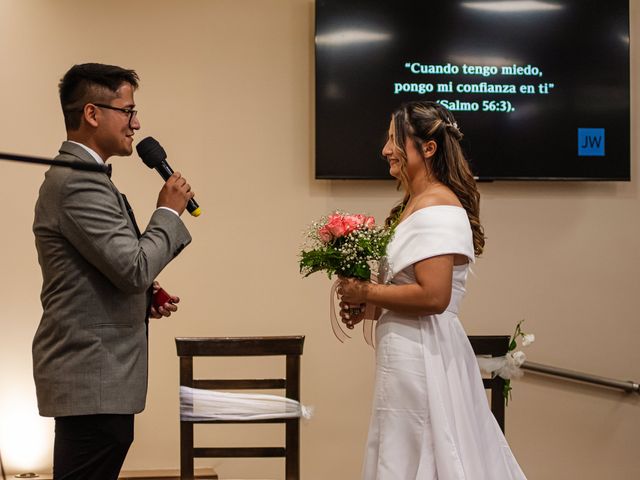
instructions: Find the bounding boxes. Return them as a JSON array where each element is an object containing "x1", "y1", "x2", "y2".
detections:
[
  {"x1": 468, "y1": 335, "x2": 510, "y2": 432},
  {"x1": 175, "y1": 336, "x2": 305, "y2": 480}
]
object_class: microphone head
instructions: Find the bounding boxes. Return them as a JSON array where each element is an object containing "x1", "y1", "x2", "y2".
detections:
[{"x1": 136, "y1": 136, "x2": 166, "y2": 169}]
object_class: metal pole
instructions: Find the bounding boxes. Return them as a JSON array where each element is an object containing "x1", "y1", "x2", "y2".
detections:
[
  {"x1": 522, "y1": 361, "x2": 640, "y2": 394},
  {"x1": 0, "y1": 152, "x2": 108, "y2": 172}
]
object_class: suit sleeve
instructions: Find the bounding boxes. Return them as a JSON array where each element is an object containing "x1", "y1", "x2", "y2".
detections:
[{"x1": 58, "y1": 172, "x2": 192, "y2": 293}]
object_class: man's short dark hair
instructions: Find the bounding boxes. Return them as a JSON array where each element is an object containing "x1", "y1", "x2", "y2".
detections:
[{"x1": 59, "y1": 63, "x2": 139, "y2": 131}]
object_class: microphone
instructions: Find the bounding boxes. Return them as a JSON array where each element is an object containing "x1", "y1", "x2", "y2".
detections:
[{"x1": 136, "y1": 137, "x2": 201, "y2": 217}]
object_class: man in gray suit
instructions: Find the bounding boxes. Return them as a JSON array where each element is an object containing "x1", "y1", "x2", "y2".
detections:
[{"x1": 32, "y1": 63, "x2": 193, "y2": 479}]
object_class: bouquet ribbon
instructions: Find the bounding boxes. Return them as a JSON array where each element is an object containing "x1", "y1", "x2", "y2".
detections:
[{"x1": 330, "y1": 278, "x2": 377, "y2": 347}]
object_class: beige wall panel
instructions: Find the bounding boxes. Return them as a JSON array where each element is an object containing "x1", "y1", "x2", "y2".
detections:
[{"x1": 0, "y1": 1, "x2": 638, "y2": 478}]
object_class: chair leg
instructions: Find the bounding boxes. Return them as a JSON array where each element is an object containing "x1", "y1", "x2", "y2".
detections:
[
  {"x1": 492, "y1": 378, "x2": 506, "y2": 432},
  {"x1": 180, "y1": 421, "x2": 194, "y2": 480},
  {"x1": 285, "y1": 418, "x2": 300, "y2": 480},
  {"x1": 285, "y1": 354, "x2": 301, "y2": 479}
]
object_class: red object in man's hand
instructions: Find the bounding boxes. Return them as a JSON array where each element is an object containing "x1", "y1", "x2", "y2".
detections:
[{"x1": 153, "y1": 288, "x2": 173, "y2": 309}]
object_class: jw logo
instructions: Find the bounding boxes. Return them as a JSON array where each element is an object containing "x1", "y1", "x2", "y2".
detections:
[{"x1": 578, "y1": 128, "x2": 605, "y2": 156}]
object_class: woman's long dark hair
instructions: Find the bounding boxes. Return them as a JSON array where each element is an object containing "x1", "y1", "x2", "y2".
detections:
[{"x1": 384, "y1": 101, "x2": 485, "y2": 256}]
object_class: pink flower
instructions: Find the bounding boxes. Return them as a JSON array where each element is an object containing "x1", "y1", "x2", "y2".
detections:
[
  {"x1": 317, "y1": 226, "x2": 332, "y2": 243},
  {"x1": 342, "y1": 215, "x2": 362, "y2": 233},
  {"x1": 325, "y1": 214, "x2": 347, "y2": 238},
  {"x1": 364, "y1": 216, "x2": 375, "y2": 229}
]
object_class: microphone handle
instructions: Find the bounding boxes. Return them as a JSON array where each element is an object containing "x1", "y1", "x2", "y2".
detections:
[
  {"x1": 155, "y1": 161, "x2": 174, "y2": 181},
  {"x1": 155, "y1": 161, "x2": 201, "y2": 217}
]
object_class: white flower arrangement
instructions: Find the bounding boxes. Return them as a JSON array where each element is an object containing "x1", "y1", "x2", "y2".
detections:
[{"x1": 476, "y1": 320, "x2": 534, "y2": 405}]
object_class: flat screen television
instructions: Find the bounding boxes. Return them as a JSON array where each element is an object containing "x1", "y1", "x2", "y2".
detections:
[{"x1": 315, "y1": 0, "x2": 630, "y2": 181}]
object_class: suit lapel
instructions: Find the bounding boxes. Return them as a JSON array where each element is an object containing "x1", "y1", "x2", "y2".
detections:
[
  {"x1": 120, "y1": 193, "x2": 142, "y2": 238},
  {"x1": 58, "y1": 141, "x2": 141, "y2": 239}
]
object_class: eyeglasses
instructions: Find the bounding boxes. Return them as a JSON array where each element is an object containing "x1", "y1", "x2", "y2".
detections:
[{"x1": 93, "y1": 103, "x2": 138, "y2": 127}]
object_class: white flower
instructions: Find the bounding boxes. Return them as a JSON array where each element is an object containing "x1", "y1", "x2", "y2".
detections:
[
  {"x1": 522, "y1": 333, "x2": 535, "y2": 346},
  {"x1": 511, "y1": 350, "x2": 526, "y2": 366},
  {"x1": 494, "y1": 350, "x2": 526, "y2": 380}
]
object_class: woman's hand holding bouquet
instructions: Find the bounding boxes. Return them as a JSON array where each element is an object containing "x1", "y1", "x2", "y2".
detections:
[
  {"x1": 299, "y1": 211, "x2": 393, "y2": 342},
  {"x1": 336, "y1": 277, "x2": 370, "y2": 328}
]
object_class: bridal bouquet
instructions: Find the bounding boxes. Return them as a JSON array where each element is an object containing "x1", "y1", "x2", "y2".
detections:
[
  {"x1": 299, "y1": 211, "x2": 394, "y2": 344},
  {"x1": 299, "y1": 211, "x2": 393, "y2": 281}
]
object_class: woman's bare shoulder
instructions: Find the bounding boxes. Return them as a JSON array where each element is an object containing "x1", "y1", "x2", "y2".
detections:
[{"x1": 413, "y1": 188, "x2": 461, "y2": 210}]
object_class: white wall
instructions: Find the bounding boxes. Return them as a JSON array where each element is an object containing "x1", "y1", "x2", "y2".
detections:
[{"x1": 0, "y1": 1, "x2": 638, "y2": 478}]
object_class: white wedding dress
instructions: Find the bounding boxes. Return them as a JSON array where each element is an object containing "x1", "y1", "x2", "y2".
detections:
[{"x1": 362, "y1": 206, "x2": 526, "y2": 480}]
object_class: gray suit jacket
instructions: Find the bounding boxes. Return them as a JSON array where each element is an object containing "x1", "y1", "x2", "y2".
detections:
[{"x1": 32, "y1": 141, "x2": 192, "y2": 417}]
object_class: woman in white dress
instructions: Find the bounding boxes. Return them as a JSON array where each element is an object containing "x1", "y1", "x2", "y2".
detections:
[{"x1": 338, "y1": 101, "x2": 526, "y2": 480}]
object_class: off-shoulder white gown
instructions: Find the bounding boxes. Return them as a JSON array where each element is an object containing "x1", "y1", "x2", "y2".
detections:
[{"x1": 362, "y1": 206, "x2": 526, "y2": 480}]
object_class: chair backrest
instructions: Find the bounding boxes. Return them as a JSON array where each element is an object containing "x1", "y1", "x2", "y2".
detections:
[
  {"x1": 176, "y1": 336, "x2": 305, "y2": 480},
  {"x1": 468, "y1": 335, "x2": 509, "y2": 432}
]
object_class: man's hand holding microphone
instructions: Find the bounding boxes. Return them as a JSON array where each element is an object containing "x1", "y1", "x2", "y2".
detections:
[
  {"x1": 157, "y1": 171, "x2": 194, "y2": 216},
  {"x1": 137, "y1": 136, "x2": 201, "y2": 217}
]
